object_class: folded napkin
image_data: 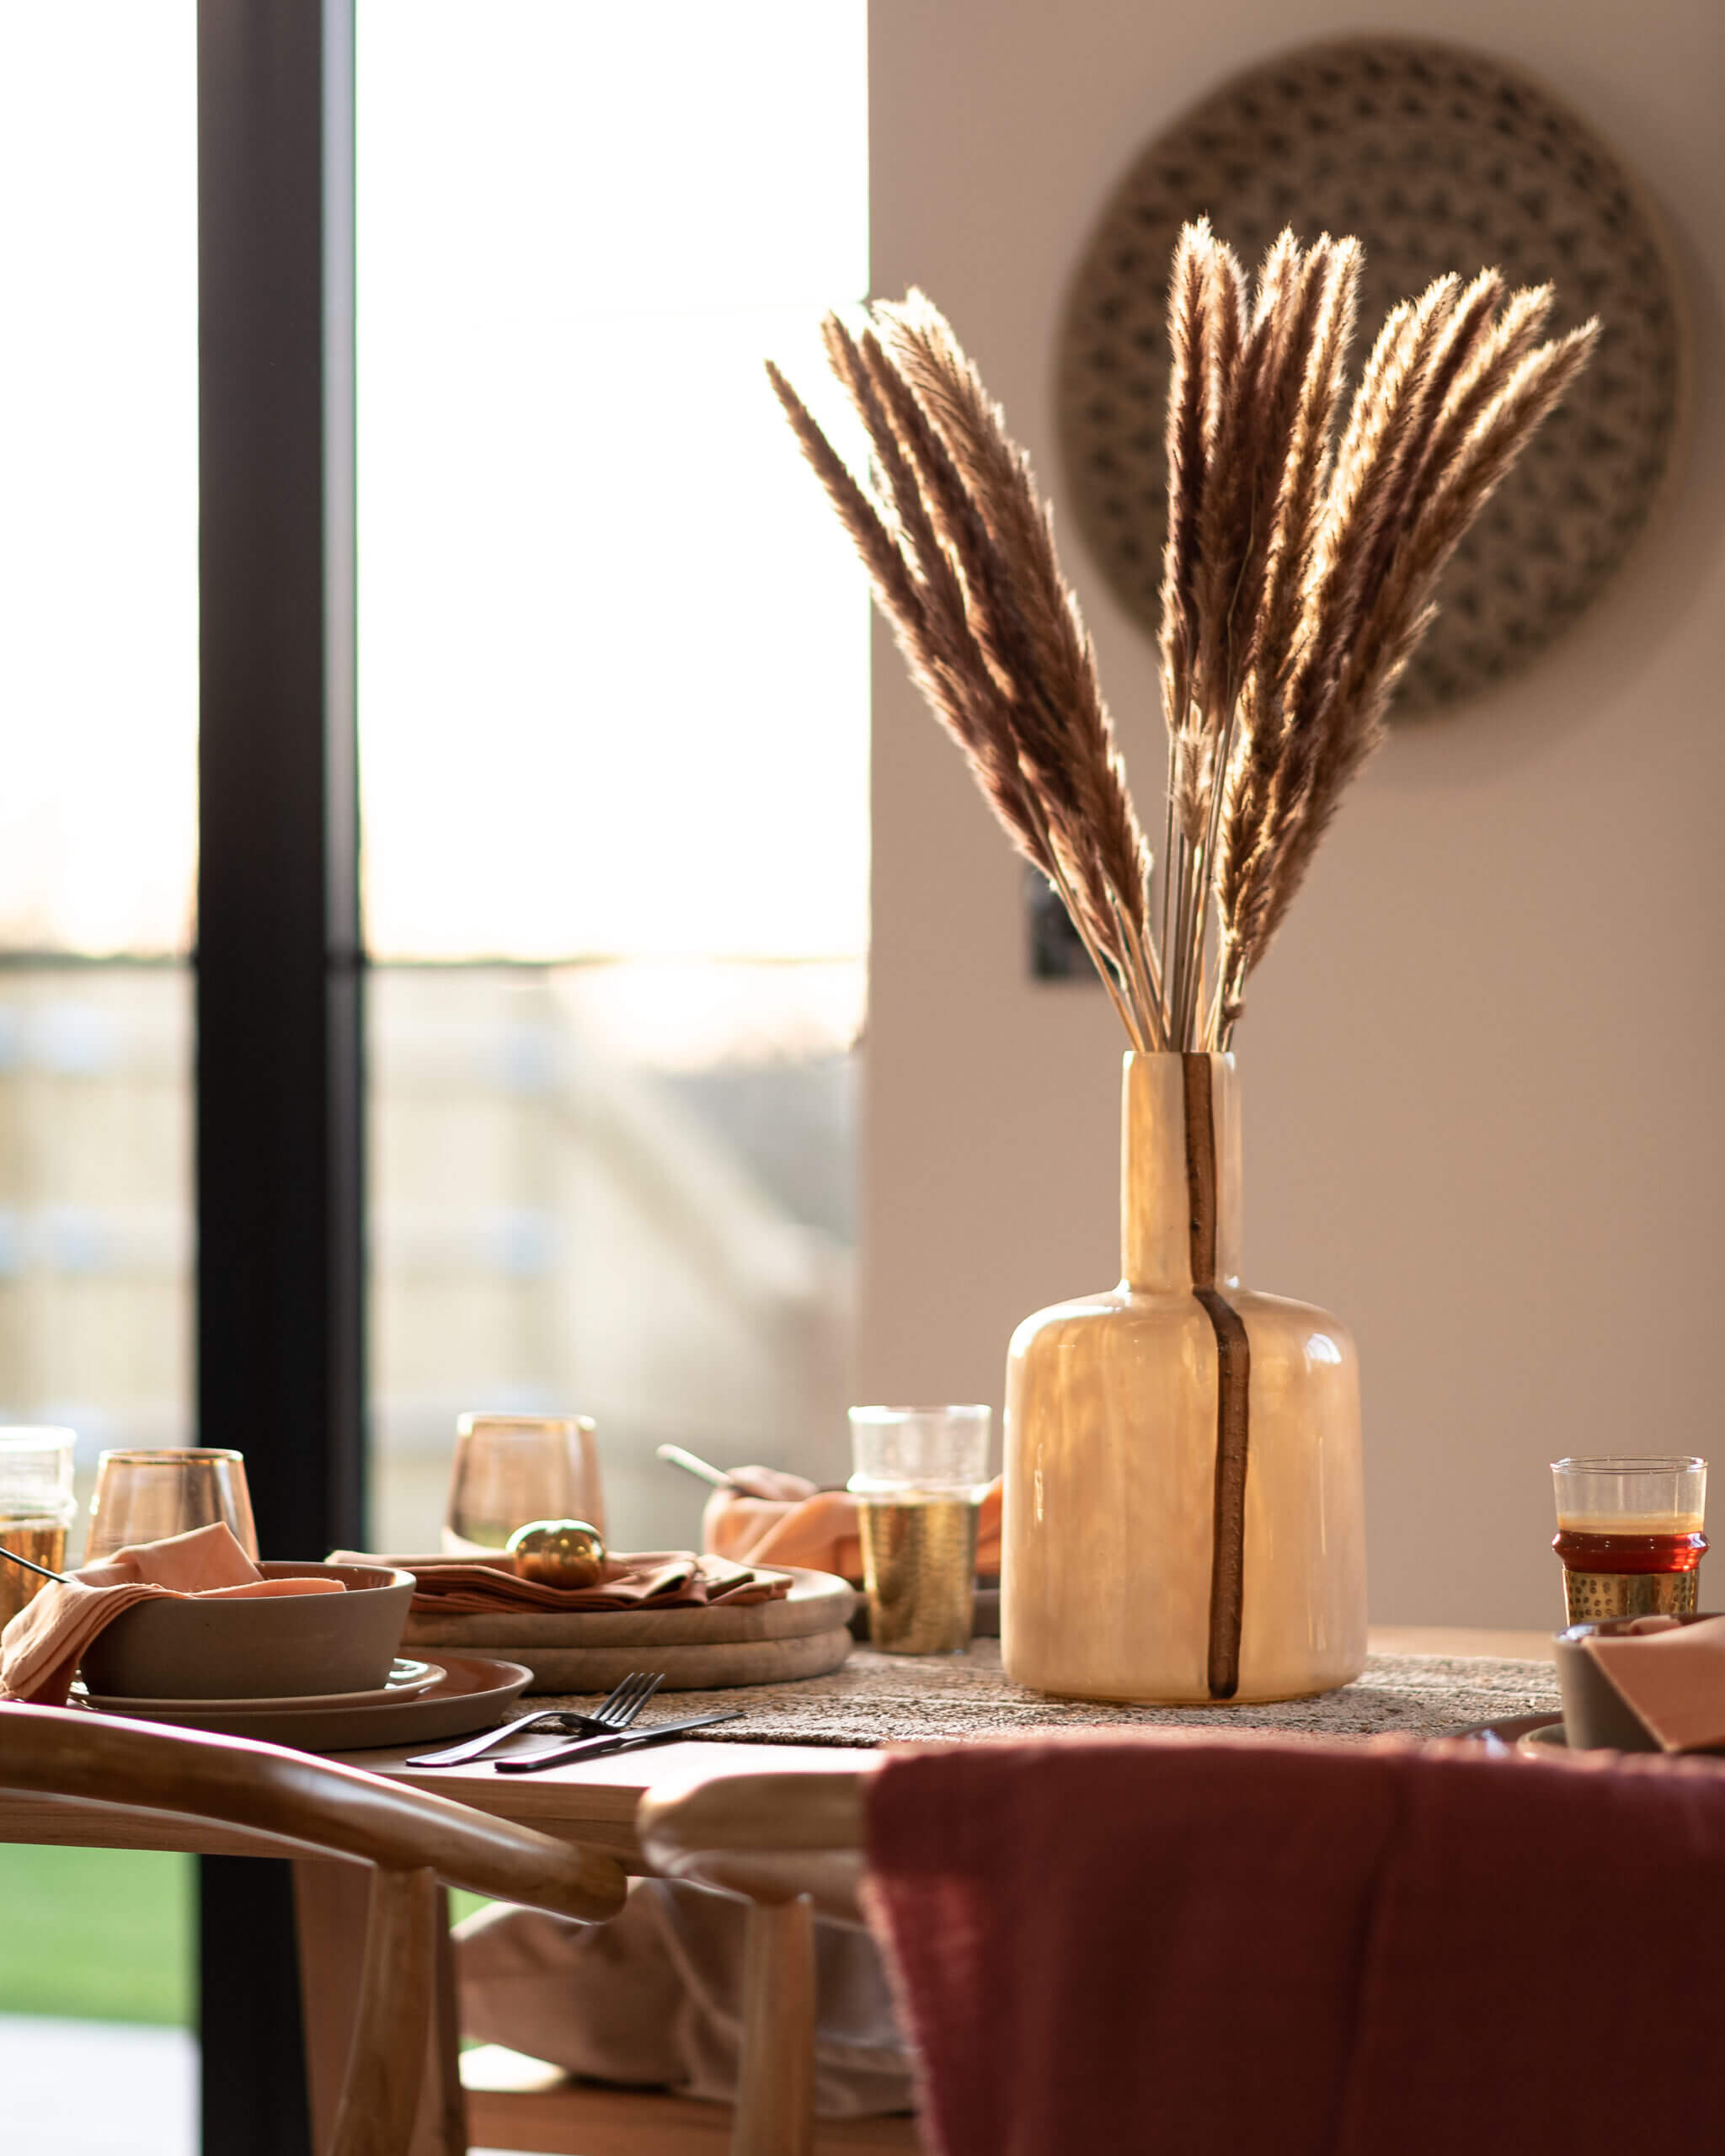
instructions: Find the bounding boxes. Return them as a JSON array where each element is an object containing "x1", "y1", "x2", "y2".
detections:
[
  {"x1": 1583, "y1": 1612, "x2": 1725, "y2": 1750},
  {"x1": 702, "y1": 1470, "x2": 1003, "y2": 1582},
  {"x1": 330, "y1": 1550, "x2": 791, "y2": 1616},
  {"x1": 864, "y1": 1729, "x2": 1725, "y2": 2156},
  {"x1": 0, "y1": 1522, "x2": 344, "y2": 1709}
]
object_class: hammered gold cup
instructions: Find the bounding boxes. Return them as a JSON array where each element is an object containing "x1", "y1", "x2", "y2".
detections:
[
  {"x1": 1560, "y1": 1566, "x2": 1700, "y2": 1624},
  {"x1": 849, "y1": 1406, "x2": 991, "y2": 1656},
  {"x1": 0, "y1": 1428, "x2": 77, "y2": 1629}
]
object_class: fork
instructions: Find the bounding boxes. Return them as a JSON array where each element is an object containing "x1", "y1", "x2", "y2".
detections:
[{"x1": 405, "y1": 1670, "x2": 664, "y2": 1768}]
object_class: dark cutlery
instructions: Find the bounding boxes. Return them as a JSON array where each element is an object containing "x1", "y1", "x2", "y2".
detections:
[
  {"x1": 491, "y1": 1707, "x2": 742, "y2": 1774},
  {"x1": 0, "y1": 1544, "x2": 71, "y2": 1586},
  {"x1": 404, "y1": 1670, "x2": 664, "y2": 1768}
]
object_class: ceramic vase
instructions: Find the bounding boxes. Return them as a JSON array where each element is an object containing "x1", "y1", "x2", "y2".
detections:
[{"x1": 1001, "y1": 1050, "x2": 1367, "y2": 1704}]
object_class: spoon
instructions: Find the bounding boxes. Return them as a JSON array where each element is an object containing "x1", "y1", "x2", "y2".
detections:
[
  {"x1": 655, "y1": 1444, "x2": 777, "y2": 1498},
  {"x1": 654, "y1": 1445, "x2": 846, "y2": 1499},
  {"x1": 0, "y1": 1544, "x2": 71, "y2": 1587}
]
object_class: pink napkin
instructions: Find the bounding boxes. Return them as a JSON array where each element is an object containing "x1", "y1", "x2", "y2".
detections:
[
  {"x1": 1583, "y1": 1614, "x2": 1725, "y2": 1750},
  {"x1": 702, "y1": 1471, "x2": 1004, "y2": 1582},
  {"x1": 329, "y1": 1549, "x2": 790, "y2": 1614},
  {"x1": 0, "y1": 1522, "x2": 344, "y2": 1708}
]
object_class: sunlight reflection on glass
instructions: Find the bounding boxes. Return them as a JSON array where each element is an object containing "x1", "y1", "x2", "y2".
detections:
[
  {"x1": 357, "y1": 0, "x2": 870, "y2": 966},
  {"x1": 0, "y1": 8, "x2": 197, "y2": 956}
]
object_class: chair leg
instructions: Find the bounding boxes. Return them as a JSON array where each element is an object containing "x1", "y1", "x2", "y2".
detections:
[
  {"x1": 423, "y1": 1892, "x2": 470, "y2": 2156},
  {"x1": 732, "y1": 1893, "x2": 816, "y2": 2156},
  {"x1": 330, "y1": 1865, "x2": 441, "y2": 2156}
]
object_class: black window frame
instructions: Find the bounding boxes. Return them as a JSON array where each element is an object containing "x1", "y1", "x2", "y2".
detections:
[{"x1": 196, "y1": 3, "x2": 360, "y2": 2148}]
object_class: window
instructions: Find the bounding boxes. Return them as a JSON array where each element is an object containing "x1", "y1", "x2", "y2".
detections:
[
  {"x1": 356, "y1": 0, "x2": 871, "y2": 1550},
  {"x1": 0, "y1": 3, "x2": 199, "y2": 2127}
]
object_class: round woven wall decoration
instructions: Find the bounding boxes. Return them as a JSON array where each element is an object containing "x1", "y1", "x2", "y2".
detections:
[{"x1": 1056, "y1": 39, "x2": 1685, "y2": 714}]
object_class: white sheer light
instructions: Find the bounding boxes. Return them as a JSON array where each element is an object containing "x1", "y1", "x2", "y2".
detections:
[
  {"x1": 0, "y1": 8, "x2": 197, "y2": 956},
  {"x1": 358, "y1": 0, "x2": 871, "y2": 963}
]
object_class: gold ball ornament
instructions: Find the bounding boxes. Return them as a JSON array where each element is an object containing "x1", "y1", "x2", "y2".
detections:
[{"x1": 505, "y1": 1518, "x2": 608, "y2": 1588}]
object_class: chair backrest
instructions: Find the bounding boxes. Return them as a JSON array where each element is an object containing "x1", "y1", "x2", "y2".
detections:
[
  {"x1": 0, "y1": 1699, "x2": 626, "y2": 1917},
  {"x1": 1, "y1": 1703, "x2": 628, "y2": 2156},
  {"x1": 640, "y1": 1766, "x2": 871, "y2": 1912}
]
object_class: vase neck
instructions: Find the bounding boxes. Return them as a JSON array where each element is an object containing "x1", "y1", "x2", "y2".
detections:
[{"x1": 1121, "y1": 1051, "x2": 1242, "y2": 1293}]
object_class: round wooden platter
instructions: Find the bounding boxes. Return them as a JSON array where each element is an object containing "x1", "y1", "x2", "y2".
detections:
[
  {"x1": 401, "y1": 1566, "x2": 856, "y2": 1652},
  {"x1": 494, "y1": 1624, "x2": 855, "y2": 1696}
]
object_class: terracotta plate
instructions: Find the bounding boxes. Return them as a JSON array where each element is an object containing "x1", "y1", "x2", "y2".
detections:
[{"x1": 77, "y1": 1654, "x2": 532, "y2": 1752}]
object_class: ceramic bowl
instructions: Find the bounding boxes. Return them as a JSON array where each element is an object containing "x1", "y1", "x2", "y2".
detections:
[
  {"x1": 1552, "y1": 1611, "x2": 1725, "y2": 1751},
  {"x1": 78, "y1": 1561, "x2": 415, "y2": 1701}
]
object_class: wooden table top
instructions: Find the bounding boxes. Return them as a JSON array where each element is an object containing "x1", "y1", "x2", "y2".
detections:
[{"x1": 0, "y1": 1625, "x2": 1556, "y2": 1866}]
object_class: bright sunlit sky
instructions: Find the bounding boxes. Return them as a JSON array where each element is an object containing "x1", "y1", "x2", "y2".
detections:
[{"x1": 0, "y1": 1, "x2": 869, "y2": 964}]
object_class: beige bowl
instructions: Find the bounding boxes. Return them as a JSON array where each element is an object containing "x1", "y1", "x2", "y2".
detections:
[{"x1": 78, "y1": 1562, "x2": 415, "y2": 1702}]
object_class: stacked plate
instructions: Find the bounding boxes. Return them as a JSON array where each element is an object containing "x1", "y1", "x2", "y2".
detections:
[
  {"x1": 402, "y1": 1565, "x2": 857, "y2": 1692},
  {"x1": 77, "y1": 1654, "x2": 531, "y2": 1751}
]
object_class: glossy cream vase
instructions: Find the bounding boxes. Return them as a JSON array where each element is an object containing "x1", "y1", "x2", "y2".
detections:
[{"x1": 1001, "y1": 1051, "x2": 1367, "y2": 1704}]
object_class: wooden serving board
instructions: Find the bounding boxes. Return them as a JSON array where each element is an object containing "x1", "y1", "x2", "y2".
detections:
[
  {"x1": 399, "y1": 1567, "x2": 857, "y2": 1692},
  {"x1": 458, "y1": 1625, "x2": 854, "y2": 1696}
]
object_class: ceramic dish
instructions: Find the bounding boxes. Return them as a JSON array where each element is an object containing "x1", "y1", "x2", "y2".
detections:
[
  {"x1": 1553, "y1": 1614, "x2": 1725, "y2": 1752},
  {"x1": 78, "y1": 1657, "x2": 440, "y2": 1716},
  {"x1": 1516, "y1": 1720, "x2": 1725, "y2": 1760},
  {"x1": 77, "y1": 1654, "x2": 531, "y2": 1752},
  {"x1": 78, "y1": 1560, "x2": 416, "y2": 1701}
]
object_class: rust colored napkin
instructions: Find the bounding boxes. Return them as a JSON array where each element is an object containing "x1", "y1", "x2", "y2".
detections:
[
  {"x1": 703, "y1": 1471, "x2": 1003, "y2": 1582},
  {"x1": 330, "y1": 1550, "x2": 791, "y2": 1616},
  {"x1": 0, "y1": 1522, "x2": 344, "y2": 1708},
  {"x1": 1583, "y1": 1613, "x2": 1725, "y2": 1750},
  {"x1": 863, "y1": 1730, "x2": 1725, "y2": 2156}
]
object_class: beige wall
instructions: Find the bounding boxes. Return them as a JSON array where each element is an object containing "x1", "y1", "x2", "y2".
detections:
[{"x1": 860, "y1": 0, "x2": 1725, "y2": 1626}]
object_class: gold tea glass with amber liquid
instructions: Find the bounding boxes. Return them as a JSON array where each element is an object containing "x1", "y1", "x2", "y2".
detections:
[
  {"x1": 1551, "y1": 1456, "x2": 1707, "y2": 1622},
  {"x1": 0, "y1": 1428, "x2": 77, "y2": 1630},
  {"x1": 848, "y1": 1405, "x2": 991, "y2": 1655}
]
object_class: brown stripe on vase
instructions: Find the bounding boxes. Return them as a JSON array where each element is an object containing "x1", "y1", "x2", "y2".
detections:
[{"x1": 1182, "y1": 1053, "x2": 1251, "y2": 1700}]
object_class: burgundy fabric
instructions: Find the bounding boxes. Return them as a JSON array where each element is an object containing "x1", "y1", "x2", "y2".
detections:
[{"x1": 863, "y1": 1730, "x2": 1725, "y2": 2156}]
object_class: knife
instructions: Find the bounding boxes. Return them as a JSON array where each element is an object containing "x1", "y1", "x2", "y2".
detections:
[{"x1": 488, "y1": 1708, "x2": 743, "y2": 1774}]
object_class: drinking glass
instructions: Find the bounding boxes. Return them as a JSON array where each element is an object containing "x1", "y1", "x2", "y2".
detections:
[
  {"x1": 1551, "y1": 1455, "x2": 1707, "y2": 1622},
  {"x1": 84, "y1": 1449, "x2": 259, "y2": 1566},
  {"x1": 443, "y1": 1413, "x2": 605, "y2": 1553},
  {"x1": 0, "y1": 1428, "x2": 77, "y2": 1629},
  {"x1": 848, "y1": 1405, "x2": 991, "y2": 1654}
]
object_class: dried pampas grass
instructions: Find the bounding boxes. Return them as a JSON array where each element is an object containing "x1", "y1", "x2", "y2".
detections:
[{"x1": 770, "y1": 224, "x2": 1597, "y2": 1050}]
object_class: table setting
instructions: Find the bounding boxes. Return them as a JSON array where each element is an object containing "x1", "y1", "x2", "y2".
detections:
[{"x1": 7, "y1": 1409, "x2": 1725, "y2": 1773}]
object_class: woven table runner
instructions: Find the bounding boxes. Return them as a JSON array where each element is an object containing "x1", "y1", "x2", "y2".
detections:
[{"x1": 520, "y1": 1639, "x2": 1559, "y2": 1748}]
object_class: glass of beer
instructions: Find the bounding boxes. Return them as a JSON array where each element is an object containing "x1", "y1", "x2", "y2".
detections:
[
  {"x1": 848, "y1": 1405, "x2": 991, "y2": 1654},
  {"x1": 84, "y1": 1449, "x2": 259, "y2": 1566},
  {"x1": 1551, "y1": 1455, "x2": 1707, "y2": 1622},
  {"x1": 444, "y1": 1414, "x2": 605, "y2": 1553},
  {"x1": 0, "y1": 1428, "x2": 77, "y2": 1630}
]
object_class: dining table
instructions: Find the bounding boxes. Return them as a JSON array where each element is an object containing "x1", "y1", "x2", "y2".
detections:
[{"x1": 0, "y1": 1624, "x2": 1560, "y2": 2155}]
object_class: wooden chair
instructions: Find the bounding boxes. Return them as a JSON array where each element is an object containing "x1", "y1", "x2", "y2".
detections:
[
  {"x1": 459, "y1": 1764, "x2": 919, "y2": 2156},
  {"x1": 0, "y1": 1702, "x2": 626, "y2": 2156}
]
